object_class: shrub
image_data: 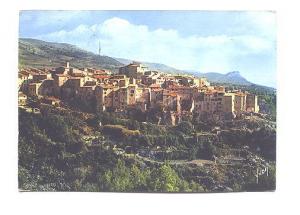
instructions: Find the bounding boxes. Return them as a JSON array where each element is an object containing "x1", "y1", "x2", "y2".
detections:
[
  {"x1": 175, "y1": 121, "x2": 194, "y2": 135},
  {"x1": 102, "y1": 125, "x2": 140, "y2": 139}
]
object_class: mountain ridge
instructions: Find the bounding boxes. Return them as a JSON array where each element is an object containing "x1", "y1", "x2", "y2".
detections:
[
  {"x1": 19, "y1": 38, "x2": 123, "y2": 71},
  {"x1": 115, "y1": 57, "x2": 253, "y2": 86},
  {"x1": 19, "y1": 38, "x2": 274, "y2": 89}
]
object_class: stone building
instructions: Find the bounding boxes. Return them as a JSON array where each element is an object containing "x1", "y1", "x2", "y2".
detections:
[
  {"x1": 150, "y1": 88, "x2": 163, "y2": 107},
  {"x1": 19, "y1": 62, "x2": 261, "y2": 123},
  {"x1": 41, "y1": 96, "x2": 61, "y2": 107},
  {"x1": 95, "y1": 85, "x2": 115, "y2": 111},
  {"x1": 18, "y1": 92, "x2": 27, "y2": 106},
  {"x1": 127, "y1": 84, "x2": 137, "y2": 105},
  {"x1": 39, "y1": 79, "x2": 55, "y2": 96},
  {"x1": 32, "y1": 72, "x2": 51, "y2": 82},
  {"x1": 222, "y1": 93, "x2": 236, "y2": 119},
  {"x1": 246, "y1": 94, "x2": 260, "y2": 113},
  {"x1": 52, "y1": 62, "x2": 70, "y2": 76},
  {"x1": 194, "y1": 91, "x2": 223, "y2": 114},
  {"x1": 199, "y1": 77, "x2": 210, "y2": 88},
  {"x1": 119, "y1": 62, "x2": 149, "y2": 79},
  {"x1": 53, "y1": 74, "x2": 69, "y2": 87},
  {"x1": 93, "y1": 75, "x2": 110, "y2": 83},
  {"x1": 18, "y1": 71, "x2": 33, "y2": 91},
  {"x1": 162, "y1": 91, "x2": 181, "y2": 112},
  {"x1": 77, "y1": 86, "x2": 96, "y2": 101},
  {"x1": 110, "y1": 75, "x2": 130, "y2": 87},
  {"x1": 28, "y1": 82, "x2": 42, "y2": 97},
  {"x1": 234, "y1": 92, "x2": 247, "y2": 117},
  {"x1": 167, "y1": 85, "x2": 197, "y2": 100}
]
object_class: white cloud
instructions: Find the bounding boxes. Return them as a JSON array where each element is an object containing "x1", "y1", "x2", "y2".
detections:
[{"x1": 36, "y1": 16, "x2": 276, "y2": 86}]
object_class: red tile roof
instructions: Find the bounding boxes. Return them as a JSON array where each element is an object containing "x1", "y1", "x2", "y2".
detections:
[
  {"x1": 152, "y1": 88, "x2": 163, "y2": 92},
  {"x1": 55, "y1": 74, "x2": 68, "y2": 77},
  {"x1": 149, "y1": 84, "x2": 161, "y2": 88},
  {"x1": 94, "y1": 75, "x2": 110, "y2": 79}
]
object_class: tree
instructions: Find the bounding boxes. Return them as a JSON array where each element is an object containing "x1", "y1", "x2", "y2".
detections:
[
  {"x1": 100, "y1": 159, "x2": 133, "y2": 192},
  {"x1": 151, "y1": 164, "x2": 182, "y2": 192},
  {"x1": 130, "y1": 164, "x2": 151, "y2": 191},
  {"x1": 243, "y1": 165, "x2": 276, "y2": 191},
  {"x1": 175, "y1": 121, "x2": 194, "y2": 135},
  {"x1": 189, "y1": 180, "x2": 205, "y2": 192}
]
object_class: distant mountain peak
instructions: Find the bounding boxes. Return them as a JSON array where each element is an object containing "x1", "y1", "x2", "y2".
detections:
[
  {"x1": 226, "y1": 71, "x2": 241, "y2": 76},
  {"x1": 115, "y1": 56, "x2": 254, "y2": 86}
]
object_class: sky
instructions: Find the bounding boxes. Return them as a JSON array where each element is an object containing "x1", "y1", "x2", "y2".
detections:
[{"x1": 19, "y1": 10, "x2": 276, "y2": 87}]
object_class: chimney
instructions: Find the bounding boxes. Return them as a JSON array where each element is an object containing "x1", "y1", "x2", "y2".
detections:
[{"x1": 66, "y1": 62, "x2": 70, "y2": 68}]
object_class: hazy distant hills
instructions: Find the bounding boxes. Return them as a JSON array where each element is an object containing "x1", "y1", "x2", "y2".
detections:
[
  {"x1": 19, "y1": 38, "x2": 122, "y2": 71},
  {"x1": 19, "y1": 38, "x2": 261, "y2": 87},
  {"x1": 192, "y1": 71, "x2": 252, "y2": 86},
  {"x1": 116, "y1": 57, "x2": 252, "y2": 86},
  {"x1": 115, "y1": 57, "x2": 184, "y2": 74}
]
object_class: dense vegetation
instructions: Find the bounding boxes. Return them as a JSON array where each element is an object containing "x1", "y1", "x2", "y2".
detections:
[
  {"x1": 19, "y1": 103, "x2": 276, "y2": 192},
  {"x1": 18, "y1": 108, "x2": 204, "y2": 192}
]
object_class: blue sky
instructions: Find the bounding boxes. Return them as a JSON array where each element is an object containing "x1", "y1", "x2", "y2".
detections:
[{"x1": 19, "y1": 10, "x2": 276, "y2": 87}]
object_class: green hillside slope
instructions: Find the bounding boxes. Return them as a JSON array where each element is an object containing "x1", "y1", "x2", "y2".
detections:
[{"x1": 19, "y1": 38, "x2": 123, "y2": 71}]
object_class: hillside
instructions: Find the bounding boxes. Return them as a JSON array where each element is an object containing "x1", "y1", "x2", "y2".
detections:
[
  {"x1": 19, "y1": 100, "x2": 276, "y2": 192},
  {"x1": 19, "y1": 38, "x2": 123, "y2": 71},
  {"x1": 201, "y1": 71, "x2": 252, "y2": 85}
]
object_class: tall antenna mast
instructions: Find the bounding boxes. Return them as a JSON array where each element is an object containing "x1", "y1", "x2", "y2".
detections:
[{"x1": 98, "y1": 40, "x2": 101, "y2": 56}]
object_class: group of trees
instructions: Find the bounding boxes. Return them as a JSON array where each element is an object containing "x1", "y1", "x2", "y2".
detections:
[
  {"x1": 242, "y1": 164, "x2": 276, "y2": 191},
  {"x1": 94, "y1": 115, "x2": 218, "y2": 161},
  {"x1": 18, "y1": 108, "x2": 205, "y2": 192},
  {"x1": 94, "y1": 111, "x2": 276, "y2": 162},
  {"x1": 102, "y1": 124, "x2": 140, "y2": 139},
  {"x1": 99, "y1": 160, "x2": 204, "y2": 192},
  {"x1": 219, "y1": 125, "x2": 276, "y2": 161}
]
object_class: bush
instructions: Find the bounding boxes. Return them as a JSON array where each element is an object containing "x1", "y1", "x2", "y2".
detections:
[
  {"x1": 175, "y1": 121, "x2": 194, "y2": 135},
  {"x1": 102, "y1": 125, "x2": 140, "y2": 139},
  {"x1": 150, "y1": 164, "x2": 182, "y2": 192}
]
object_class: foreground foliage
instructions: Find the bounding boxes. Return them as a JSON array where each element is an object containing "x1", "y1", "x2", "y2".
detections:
[{"x1": 19, "y1": 106, "x2": 276, "y2": 192}]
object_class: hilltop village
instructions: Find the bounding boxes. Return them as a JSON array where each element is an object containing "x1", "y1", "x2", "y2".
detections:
[
  {"x1": 18, "y1": 61, "x2": 259, "y2": 125},
  {"x1": 18, "y1": 61, "x2": 276, "y2": 192}
]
